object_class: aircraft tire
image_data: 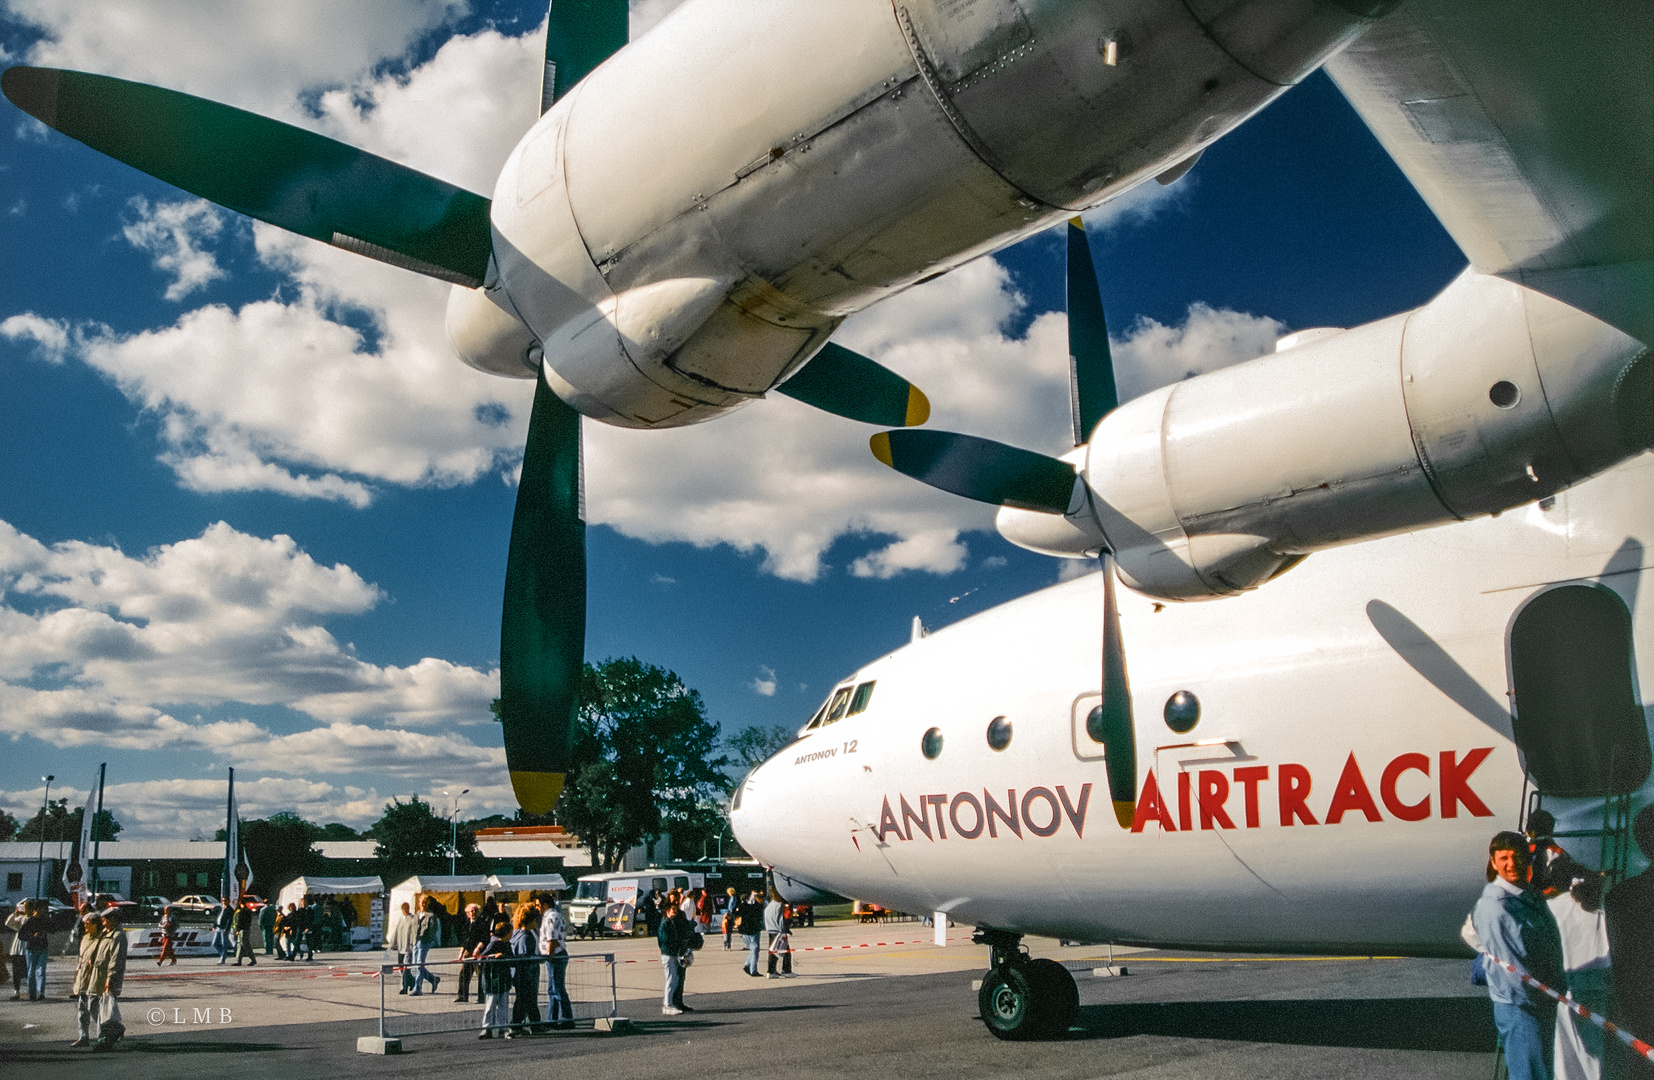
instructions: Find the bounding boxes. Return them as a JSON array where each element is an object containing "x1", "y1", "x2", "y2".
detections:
[{"x1": 977, "y1": 959, "x2": 1076, "y2": 1040}]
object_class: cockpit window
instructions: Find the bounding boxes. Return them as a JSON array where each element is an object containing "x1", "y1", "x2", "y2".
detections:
[
  {"x1": 847, "y1": 681, "x2": 876, "y2": 716},
  {"x1": 823, "y1": 686, "x2": 853, "y2": 725},
  {"x1": 804, "y1": 698, "x2": 830, "y2": 730}
]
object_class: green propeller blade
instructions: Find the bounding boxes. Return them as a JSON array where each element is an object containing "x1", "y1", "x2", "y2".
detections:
[
  {"x1": 0, "y1": 66, "x2": 491, "y2": 287},
  {"x1": 544, "y1": 0, "x2": 630, "y2": 110},
  {"x1": 776, "y1": 342, "x2": 931, "y2": 427},
  {"x1": 499, "y1": 373, "x2": 587, "y2": 815},
  {"x1": 497, "y1": 0, "x2": 628, "y2": 815},
  {"x1": 1095, "y1": 554, "x2": 1136, "y2": 828},
  {"x1": 1067, "y1": 217, "x2": 1118, "y2": 446},
  {"x1": 870, "y1": 430, "x2": 1076, "y2": 514}
]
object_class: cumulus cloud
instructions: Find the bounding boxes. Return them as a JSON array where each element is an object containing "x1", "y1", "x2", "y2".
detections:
[
  {"x1": 7, "y1": 0, "x2": 466, "y2": 117},
  {"x1": 1112, "y1": 302, "x2": 1286, "y2": 402},
  {"x1": 120, "y1": 197, "x2": 227, "y2": 300},
  {"x1": 749, "y1": 666, "x2": 777, "y2": 697},
  {"x1": 0, "y1": 518, "x2": 495, "y2": 726},
  {"x1": 0, "y1": 312, "x2": 69, "y2": 362}
]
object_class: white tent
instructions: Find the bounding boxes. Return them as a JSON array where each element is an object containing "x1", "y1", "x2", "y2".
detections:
[
  {"x1": 276, "y1": 876, "x2": 385, "y2": 949},
  {"x1": 388, "y1": 874, "x2": 493, "y2": 922}
]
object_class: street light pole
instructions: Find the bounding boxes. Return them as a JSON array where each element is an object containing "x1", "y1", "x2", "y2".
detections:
[
  {"x1": 34, "y1": 775, "x2": 53, "y2": 899},
  {"x1": 441, "y1": 789, "x2": 469, "y2": 875}
]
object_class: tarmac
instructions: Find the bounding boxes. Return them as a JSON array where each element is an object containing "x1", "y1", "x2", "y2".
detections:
[{"x1": 0, "y1": 917, "x2": 1498, "y2": 1078}]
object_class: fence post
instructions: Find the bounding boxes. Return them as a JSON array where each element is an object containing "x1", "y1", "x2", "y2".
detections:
[{"x1": 379, "y1": 963, "x2": 388, "y2": 1039}]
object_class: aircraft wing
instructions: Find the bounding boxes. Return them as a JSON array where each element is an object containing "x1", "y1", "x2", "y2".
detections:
[{"x1": 1324, "y1": 1, "x2": 1652, "y2": 347}]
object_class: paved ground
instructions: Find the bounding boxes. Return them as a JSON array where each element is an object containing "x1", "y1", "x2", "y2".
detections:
[{"x1": 0, "y1": 919, "x2": 1498, "y2": 1078}]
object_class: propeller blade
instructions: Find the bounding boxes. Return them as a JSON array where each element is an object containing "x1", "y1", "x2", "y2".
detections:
[
  {"x1": 1096, "y1": 553, "x2": 1136, "y2": 828},
  {"x1": 499, "y1": 372, "x2": 587, "y2": 814},
  {"x1": 543, "y1": 0, "x2": 630, "y2": 111},
  {"x1": 1067, "y1": 217, "x2": 1118, "y2": 446},
  {"x1": 1, "y1": 66, "x2": 491, "y2": 287},
  {"x1": 870, "y1": 430, "x2": 1076, "y2": 514},
  {"x1": 777, "y1": 342, "x2": 930, "y2": 427}
]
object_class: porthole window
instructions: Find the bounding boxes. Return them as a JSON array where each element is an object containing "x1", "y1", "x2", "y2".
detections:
[
  {"x1": 986, "y1": 716, "x2": 1012, "y2": 751},
  {"x1": 1489, "y1": 380, "x2": 1520, "y2": 409},
  {"x1": 1163, "y1": 690, "x2": 1200, "y2": 733},
  {"x1": 921, "y1": 727, "x2": 944, "y2": 759}
]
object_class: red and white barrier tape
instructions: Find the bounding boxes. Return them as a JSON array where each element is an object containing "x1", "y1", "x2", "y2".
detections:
[{"x1": 1481, "y1": 952, "x2": 1652, "y2": 1062}]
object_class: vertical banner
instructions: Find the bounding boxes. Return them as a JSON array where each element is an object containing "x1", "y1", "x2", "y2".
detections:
[
  {"x1": 225, "y1": 768, "x2": 239, "y2": 904},
  {"x1": 63, "y1": 769, "x2": 98, "y2": 904}
]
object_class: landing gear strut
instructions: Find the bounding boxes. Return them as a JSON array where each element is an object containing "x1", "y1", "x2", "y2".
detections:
[{"x1": 972, "y1": 927, "x2": 1077, "y2": 1040}]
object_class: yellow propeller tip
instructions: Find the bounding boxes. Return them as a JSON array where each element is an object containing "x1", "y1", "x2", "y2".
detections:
[
  {"x1": 1113, "y1": 800, "x2": 1135, "y2": 829},
  {"x1": 904, "y1": 385, "x2": 930, "y2": 427},
  {"x1": 510, "y1": 770, "x2": 566, "y2": 815},
  {"x1": 1069, "y1": 215, "x2": 1085, "y2": 228},
  {"x1": 869, "y1": 431, "x2": 894, "y2": 467}
]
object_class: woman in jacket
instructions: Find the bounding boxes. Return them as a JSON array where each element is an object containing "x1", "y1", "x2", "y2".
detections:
[
  {"x1": 507, "y1": 907, "x2": 541, "y2": 1035},
  {"x1": 410, "y1": 897, "x2": 443, "y2": 996},
  {"x1": 476, "y1": 920, "x2": 514, "y2": 1039},
  {"x1": 6, "y1": 900, "x2": 26, "y2": 998},
  {"x1": 18, "y1": 899, "x2": 51, "y2": 1001}
]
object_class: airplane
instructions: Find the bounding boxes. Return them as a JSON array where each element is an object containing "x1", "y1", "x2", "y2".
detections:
[
  {"x1": 729, "y1": 0, "x2": 1652, "y2": 1041},
  {"x1": 0, "y1": 0, "x2": 1397, "y2": 816}
]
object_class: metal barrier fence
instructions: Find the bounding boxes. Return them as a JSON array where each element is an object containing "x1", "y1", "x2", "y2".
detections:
[{"x1": 376, "y1": 953, "x2": 618, "y2": 1040}]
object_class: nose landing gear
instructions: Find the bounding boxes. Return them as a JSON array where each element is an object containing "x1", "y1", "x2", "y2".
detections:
[{"x1": 973, "y1": 928, "x2": 1078, "y2": 1040}]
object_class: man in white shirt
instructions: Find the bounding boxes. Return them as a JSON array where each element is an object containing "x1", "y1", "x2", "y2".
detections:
[
  {"x1": 540, "y1": 894, "x2": 574, "y2": 1029},
  {"x1": 1547, "y1": 869, "x2": 1611, "y2": 1080}
]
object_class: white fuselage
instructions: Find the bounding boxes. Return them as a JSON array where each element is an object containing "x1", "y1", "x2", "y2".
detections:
[{"x1": 731, "y1": 453, "x2": 1654, "y2": 955}]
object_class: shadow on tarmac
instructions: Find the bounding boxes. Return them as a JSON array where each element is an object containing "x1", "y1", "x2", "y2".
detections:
[{"x1": 1068, "y1": 996, "x2": 1497, "y2": 1052}]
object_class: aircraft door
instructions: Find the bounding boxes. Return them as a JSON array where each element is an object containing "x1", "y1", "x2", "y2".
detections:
[{"x1": 1507, "y1": 584, "x2": 1650, "y2": 797}]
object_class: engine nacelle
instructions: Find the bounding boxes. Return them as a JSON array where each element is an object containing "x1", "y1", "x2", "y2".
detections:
[
  {"x1": 1081, "y1": 269, "x2": 1648, "y2": 600},
  {"x1": 485, "y1": 0, "x2": 1379, "y2": 429},
  {"x1": 445, "y1": 284, "x2": 539, "y2": 380}
]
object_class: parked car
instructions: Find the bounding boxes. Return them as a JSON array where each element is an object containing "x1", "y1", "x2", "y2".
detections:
[
  {"x1": 170, "y1": 894, "x2": 223, "y2": 915},
  {"x1": 135, "y1": 895, "x2": 170, "y2": 913}
]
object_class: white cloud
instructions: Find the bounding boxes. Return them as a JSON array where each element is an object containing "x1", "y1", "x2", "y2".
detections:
[
  {"x1": 1081, "y1": 173, "x2": 1192, "y2": 235},
  {"x1": 120, "y1": 197, "x2": 226, "y2": 300},
  {"x1": 0, "y1": 518, "x2": 495, "y2": 727},
  {"x1": 0, "y1": 311, "x2": 69, "y2": 362},
  {"x1": 749, "y1": 666, "x2": 777, "y2": 697},
  {"x1": 1112, "y1": 302, "x2": 1286, "y2": 402},
  {"x1": 8, "y1": 0, "x2": 466, "y2": 117},
  {"x1": 850, "y1": 531, "x2": 970, "y2": 580}
]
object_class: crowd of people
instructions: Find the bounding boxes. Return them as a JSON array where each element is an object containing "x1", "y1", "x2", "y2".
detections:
[
  {"x1": 1465, "y1": 806, "x2": 1652, "y2": 1080},
  {"x1": 384, "y1": 892, "x2": 578, "y2": 1038}
]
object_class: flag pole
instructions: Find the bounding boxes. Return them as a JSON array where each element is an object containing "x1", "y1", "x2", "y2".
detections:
[
  {"x1": 90, "y1": 762, "x2": 105, "y2": 898},
  {"x1": 225, "y1": 767, "x2": 235, "y2": 903}
]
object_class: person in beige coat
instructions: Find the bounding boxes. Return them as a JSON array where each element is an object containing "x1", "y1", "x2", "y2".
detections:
[
  {"x1": 71, "y1": 913, "x2": 112, "y2": 1048},
  {"x1": 96, "y1": 906, "x2": 128, "y2": 1050}
]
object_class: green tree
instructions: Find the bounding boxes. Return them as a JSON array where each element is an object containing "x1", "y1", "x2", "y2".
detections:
[
  {"x1": 16, "y1": 800, "x2": 121, "y2": 844},
  {"x1": 556, "y1": 657, "x2": 728, "y2": 871},
  {"x1": 0, "y1": 808, "x2": 19, "y2": 842},
  {"x1": 726, "y1": 724, "x2": 797, "y2": 769},
  {"x1": 217, "y1": 812, "x2": 325, "y2": 896},
  {"x1": 317, "y1": 822, "x2": 362, "y2": 841},
  {"x1": 368, "y1": 797, "x2": 481, "y2": 883}
]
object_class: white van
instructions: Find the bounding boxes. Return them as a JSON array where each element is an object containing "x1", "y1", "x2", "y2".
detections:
[{"x1": 568, "y1": 869, "x2": 705, "y2": 936}]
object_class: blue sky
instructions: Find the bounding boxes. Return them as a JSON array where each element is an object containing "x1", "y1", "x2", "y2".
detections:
[{"x1": 0, "y1": 1, "x2": 1463, "y2": 837}]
